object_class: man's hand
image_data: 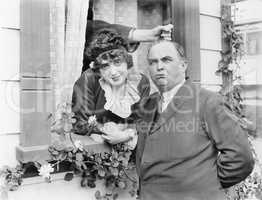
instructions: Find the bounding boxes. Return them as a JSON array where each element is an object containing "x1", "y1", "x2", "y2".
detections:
[{"x1": 130, "y1": 24, "x2": 173, "y2": 42}]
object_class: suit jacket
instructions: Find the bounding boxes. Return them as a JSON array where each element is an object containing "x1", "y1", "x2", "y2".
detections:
[{"x1": 135, "y1": 80, "x2": 254, "y2": 200}]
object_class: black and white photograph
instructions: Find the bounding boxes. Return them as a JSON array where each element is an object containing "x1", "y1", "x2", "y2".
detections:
[{"x1": 0, "y1": 0, "x2": 262, "y2": 199}]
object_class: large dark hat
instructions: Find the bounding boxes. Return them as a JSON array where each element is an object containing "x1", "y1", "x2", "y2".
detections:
[
  {"x1": 85, "y1": 28, "x2": 129, "y2": 61},
  {"x1": 85, "y1": 28, "x2": 134, "y2": 70}
]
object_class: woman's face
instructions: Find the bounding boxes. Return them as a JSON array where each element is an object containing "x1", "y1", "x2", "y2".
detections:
[
  {"x1": 97, "y1": 50, "x2": 129, "y2": 87},
  {"x1": 99, "y1": 60, "x2": 128, "y2": 87}
]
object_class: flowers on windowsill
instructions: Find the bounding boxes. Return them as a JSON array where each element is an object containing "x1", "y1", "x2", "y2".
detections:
[
  {"x1": 0, "y1": 102, "x2": 137, "y2": 200},
  {"x1": 38, "y1": 164, "x2": 54, "y2": 182},
  {"x1": 0, "y1": 165, "x2": 24, "y2": 199}
]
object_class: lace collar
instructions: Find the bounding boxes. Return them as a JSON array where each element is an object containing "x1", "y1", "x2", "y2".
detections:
[{"x1": 99, "y1": 73, "x2": 142, "y2": 118}]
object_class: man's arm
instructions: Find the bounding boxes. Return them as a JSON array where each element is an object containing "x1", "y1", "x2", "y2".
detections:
[{"x1": 204, "y1": 93, "x2": 254, "y2": 188}]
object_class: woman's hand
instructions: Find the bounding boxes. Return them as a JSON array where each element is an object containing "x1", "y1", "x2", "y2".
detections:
[{"x1": 100, "y1": 122, "x2": 135, "y2": 145}]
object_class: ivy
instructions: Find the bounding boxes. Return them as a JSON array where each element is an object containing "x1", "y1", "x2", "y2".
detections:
[
  {"x1": 218, "y1": 1, "x2": 262, "y2": 200},
  {"x1": 216, "y1": 3, "x2": 245, "y2": 76}
]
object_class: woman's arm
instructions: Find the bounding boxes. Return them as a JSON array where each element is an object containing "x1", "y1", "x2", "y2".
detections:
[
  {"x1": 82, "y1": 20, "x2": 173, "y2": 73},
  {"x1": 72, "y1": 71, "x2": 98, "y2": 135},
  {"x1": 130, "y1": 24, "x2": 173, "y2": 42}
]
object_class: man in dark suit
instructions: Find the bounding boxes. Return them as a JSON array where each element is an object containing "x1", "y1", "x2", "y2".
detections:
[{"x1": 135, "y1": 40, "x2": 254, "y2": 200}]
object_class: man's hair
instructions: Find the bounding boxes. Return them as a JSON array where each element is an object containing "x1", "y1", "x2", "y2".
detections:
[{"x1": 147, "y1": 40, "x2": 188, "y2": 63}]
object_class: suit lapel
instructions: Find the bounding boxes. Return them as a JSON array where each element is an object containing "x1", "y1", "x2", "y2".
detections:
[
  {"x1": 150, "y1": 80, "x2": 195, "y2": 134},
  {"x1": 136, "y1": 92, "x2": 160, "y2": 171}
]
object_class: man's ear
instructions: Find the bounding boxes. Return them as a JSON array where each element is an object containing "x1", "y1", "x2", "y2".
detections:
[{"x1": 181, "y1": 61, "x2": 188, "y2": 71}]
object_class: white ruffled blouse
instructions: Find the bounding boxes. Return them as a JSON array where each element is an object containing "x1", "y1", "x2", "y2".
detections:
[{"x1": 99, "y1": 73, "x2": 142, "y2": 118}]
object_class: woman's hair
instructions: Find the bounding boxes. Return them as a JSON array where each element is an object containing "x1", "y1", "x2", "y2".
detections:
[{"x1": 85, "y1": 29, "x2": 133, "y2": 70}]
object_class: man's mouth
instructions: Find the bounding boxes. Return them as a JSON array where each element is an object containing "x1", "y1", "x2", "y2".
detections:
[{"x1": 155, "y1": 74, "x2": 166, "y2": 79}]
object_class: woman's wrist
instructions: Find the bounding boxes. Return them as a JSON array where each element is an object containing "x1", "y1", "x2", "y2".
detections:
[
  {"x1": 124, "y1": 129, "x2": 137, "y2": 150},
  {"x1": 129, "y1": 28, "x2": 153, "y2": 42},
  {"x1": 125, "y1": 128, "x2": 136, "y2": 141}
]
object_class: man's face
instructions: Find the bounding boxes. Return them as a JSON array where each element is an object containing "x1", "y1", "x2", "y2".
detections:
[{"x1": 147, "y1": 41, "x2": 187, "y2": 93}]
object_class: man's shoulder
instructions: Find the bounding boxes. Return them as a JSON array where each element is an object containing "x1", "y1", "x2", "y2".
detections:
[{"x1": 198, "y1": 87, "x2": 224, "y2": 108}]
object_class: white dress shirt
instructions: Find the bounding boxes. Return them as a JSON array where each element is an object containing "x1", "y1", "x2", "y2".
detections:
[{"x1": 161, "y1": 79, "x2": 185, "y2": 112}]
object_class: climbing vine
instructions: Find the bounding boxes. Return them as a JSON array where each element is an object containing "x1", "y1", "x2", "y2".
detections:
[{"x1": 218, "y1": 1, "x2": 262, "y2": 200}]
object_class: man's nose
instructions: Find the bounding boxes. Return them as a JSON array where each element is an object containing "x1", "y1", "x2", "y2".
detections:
[{"x1": 157, "y1": 61, "x2": 164, "y2": 71}]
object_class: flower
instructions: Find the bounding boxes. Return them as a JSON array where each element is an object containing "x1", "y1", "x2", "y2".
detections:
[
  {"x1": 88, "y1": 115, "x2": 97, "y2": 126},
  {"x1": 89, "y1": 61, "x2": 94, "y2": 69},
  {"x1": 228, "y1": 63, "x2": 237, "y2": 71},
  {"x1": 74, "y1": 140, "x2": 84, "y2": 151},
  {"x1": 38, "y1": 164, "x2": 54, "y2": 179}
]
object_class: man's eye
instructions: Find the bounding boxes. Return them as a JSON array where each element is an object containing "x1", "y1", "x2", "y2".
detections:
[
  {"x1": 149, "y1": 60, "x2": 157, "y2": 65},
  {"x1": 162, "y1": 58, "x2": 172, "y2": 63}
]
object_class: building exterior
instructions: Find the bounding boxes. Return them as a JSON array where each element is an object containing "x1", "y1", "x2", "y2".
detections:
[
  {"x1": 233, "y1": 0, "x2": 262, "y2": 134},
  {"x1": 0, "y1": 0, "x2": 233, "y2": 199}
]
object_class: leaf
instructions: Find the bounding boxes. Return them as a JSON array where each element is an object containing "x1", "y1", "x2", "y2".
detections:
[
  {"x1": 81, "y1": 177, "x2": 88, "y2": 187},
  {"x1": 76, "y1": 153, "x2": 83, "y2": 162},
  {"x1": 57, "y1": 153, "x2": 67, "y2": 161},
  {"x1": 98, "y1": 169, "x2": 106, "y2": 177},
  {"x1": 109, "y1": 167, "x2": 119, "y2": 177},
  {"x1": 117, "y1": 181, "x2": 126, "y2": 189},
  {"x1": 64, "y1": 173, "x2": 74, "y2": 181},
  {"x1": 95, "y1": 156, "x2": 102, "y2": 164},
  {"x1": 113, "y1": 193, "x2": 119, "y2": 200},
  {"x1": 112, "y1": 161, "x2": 119, "y2": 168},
  {"x1": 9, "y1": 185, "x2": 19, "y2": 191},
  {"x1": 50, "y1": 150, "x2": 59, "y2": 156},
  {"x1": 87, "y1": 179, "x2": 96, "y2": 188},
  {"x1": 95, "y1": 190, "x2": 102, "y2": 200},
  {"x1": 129, "y1": 189, "x2": 136, "y2": 197}
]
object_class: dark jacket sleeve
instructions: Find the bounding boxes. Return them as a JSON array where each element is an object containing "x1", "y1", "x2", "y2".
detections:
[
  {"x1": 137, "y1": 73, "x2": 150, "y2": 99},
  {"x1": 204, "y1": 93, "x2": 254, "y2": 188},
  {"x1": 71, "y1": 70, "x2": 98, "y2": 135}
]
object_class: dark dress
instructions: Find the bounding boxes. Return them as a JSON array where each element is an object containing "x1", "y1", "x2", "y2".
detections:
[{"x1": 72, "y1": 69, "x2": 150, "y2": 135}]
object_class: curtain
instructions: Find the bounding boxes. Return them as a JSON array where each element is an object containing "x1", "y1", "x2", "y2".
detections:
[{"x1": 50, "y1": 0, "x2": 89, "y2": 108}]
